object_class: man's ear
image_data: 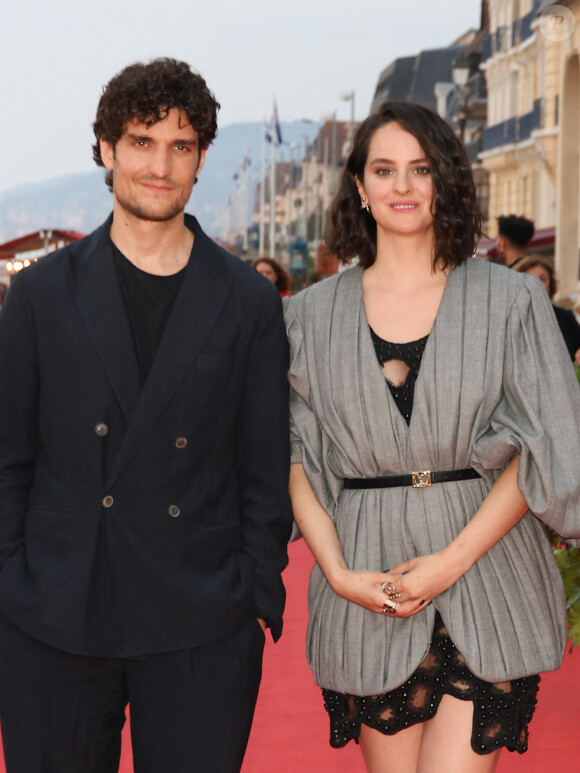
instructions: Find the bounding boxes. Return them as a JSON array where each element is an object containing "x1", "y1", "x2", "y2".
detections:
[
  {"x1": 100, "y1": 138, "x2": 115, "y2": 171},
  {"x1": 195, "y1": 147, "x2": 208, "y2": 179}
]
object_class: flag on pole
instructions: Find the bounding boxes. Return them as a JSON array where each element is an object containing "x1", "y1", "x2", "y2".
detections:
[
  {"x1": 271, "y1": 100, "x2": 283, "y2": 146},
  {"x1": 263, "y1": 118, "x2": 272, "y2": 145},
  {"x1": 233, "y1": 147, "x2": 252, "y2": 181}
]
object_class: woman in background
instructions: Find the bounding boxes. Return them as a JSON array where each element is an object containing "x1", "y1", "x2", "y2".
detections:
[
  {"x1": 284, "y1": 102, "x2": 580, "y2": 773},
  {"x1": 253, "y1": 257, "x2": 292, "y2": 298},
  {"x1": 512, "y1": 255, "x2": 580, "y2": 366}
]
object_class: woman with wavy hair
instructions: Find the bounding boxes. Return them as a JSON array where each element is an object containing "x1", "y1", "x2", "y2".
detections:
[
  {"x1": 284, "y1": 102, "x2": 580, "y2": 772},
  {"x1": 253, "y1": 257, "x2": 292, "y2": 297}
]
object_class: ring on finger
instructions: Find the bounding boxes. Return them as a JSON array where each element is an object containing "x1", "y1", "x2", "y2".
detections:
[
  {"x1": 381, "y1": 582, "x2": 396, "y2": 594},
  {"x1": 388, "y1": 592, "x2": 402, "y2": 600},
  {"x1": 382, "y1": 601, "x2": 397, "y2": 615}
]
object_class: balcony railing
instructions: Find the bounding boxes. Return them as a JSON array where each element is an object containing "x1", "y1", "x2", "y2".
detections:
[
  {"x1": 519, "y1": 99, "x2": 542, "y2": 141},
  {"x1": 482, "y1": 99, "x2": 543, "y2": 151},
  {"x1": 518, "y1": 8, "x2": 536, "y2": 44},
  {"x1": 483, "y1": 4, "x2": 539, "y2": 62},
  {"x1": 482, "y1": 118, "x2": 516, "y2": 150}
]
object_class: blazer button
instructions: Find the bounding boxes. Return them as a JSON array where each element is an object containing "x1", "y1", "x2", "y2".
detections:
[
  {"x1": 175, "y1": 437, "x2": 187, "y2": 449},
  {"x1": 102, "y1": 495, "x2": 114, "y2": 508},
  {"x1": 168, "y1": 505, "x2": 181, "y2": 518},
  {"x1": 95, "y1": 423, "x2": 109, "y2": 436}
]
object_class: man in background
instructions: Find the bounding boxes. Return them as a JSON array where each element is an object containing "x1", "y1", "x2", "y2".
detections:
[
  {"x1": 496, "y1": 214, "x2": 535, "y2": 267},
  {"x1": 0, "y1": 58, "x2": 292, "y2": 773}
]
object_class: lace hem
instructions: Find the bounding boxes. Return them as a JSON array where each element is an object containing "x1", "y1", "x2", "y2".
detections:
[{"x1": 322, "y1": 614, "x2": 540, "y2": 755}]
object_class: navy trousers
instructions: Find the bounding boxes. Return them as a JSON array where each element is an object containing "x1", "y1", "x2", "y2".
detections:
[{"x1": 0, "y1": 613, "x2": 264, "y2": 773}]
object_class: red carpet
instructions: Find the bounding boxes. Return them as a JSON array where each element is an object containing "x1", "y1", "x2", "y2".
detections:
[
  {"x1": 1, "y1": 539, "x2": 578, "y2": 771},
  {"x1": 245, "y1": 541, "x2": 580, "y2": 773}
]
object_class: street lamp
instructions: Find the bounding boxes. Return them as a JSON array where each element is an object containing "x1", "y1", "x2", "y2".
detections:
[
  {"x1": 451, "y1": 53, "x2": 476, "y2": 145},
  {"x1": 339, "y1": 90, "x2": 355, "y2": 154}
]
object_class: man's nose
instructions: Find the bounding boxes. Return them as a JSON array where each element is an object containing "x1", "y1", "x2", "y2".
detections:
[{"x1": 149, "y1": 148, "x2": 171, "y2": 178}]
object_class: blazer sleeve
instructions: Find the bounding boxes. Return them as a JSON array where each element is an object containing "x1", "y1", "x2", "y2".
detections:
[
  {"x1": 236, "y1": 284, "x2": 293, "y2": 641},
  {"x1": 284, "y1": 293, "x2": 342, "y2": 527},
  {"x1": 472, "y1": 275, "x2": 580, "y2": 543},
  {"x1": 0, "y1": 272, "x2": 39, "y2": 570}
]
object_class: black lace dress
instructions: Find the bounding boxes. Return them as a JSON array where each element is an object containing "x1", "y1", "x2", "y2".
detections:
[{"x1": 321, "y1": 329, "x2": 540, "y2": 755}]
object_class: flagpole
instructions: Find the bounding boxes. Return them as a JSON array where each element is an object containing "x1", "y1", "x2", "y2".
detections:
[
  {"x1": 269, "y1": 139, "x2": 275, "y2": 257},
  {"x1": 259, "y1": 122, "x2": 266, "y2": 257},
  {"x1": 269, "y1": 101, "x2": 276, "y2": 257}
]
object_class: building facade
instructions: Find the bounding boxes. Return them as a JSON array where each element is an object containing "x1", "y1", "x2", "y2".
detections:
[
  {"x1": 555, "y1": 0, "x2": 580, "y2": 295},
  {"x1": 480, "y1": 0, "x2": 580, "y2": 295}
]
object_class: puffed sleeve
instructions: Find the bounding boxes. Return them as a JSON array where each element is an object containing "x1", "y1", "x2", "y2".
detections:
[
  {"x1": 473, "y1": 275, "x2": 580, "y2": 542},
  {"x1": 284, "y1": 294, "x2": 342, "y2": 528}
]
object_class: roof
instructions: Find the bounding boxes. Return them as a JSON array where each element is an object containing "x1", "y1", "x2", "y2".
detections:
[
  {"x1": 0, "y1": 229, "x2": 84, "y2": 259},
  {"x1": 373, "y1": 56, "x2": 416, "y2": 105},
  {"x1": 408, "y1": 47, "x2": 466, "y2": 109},
  {"x1": 372, "y1": 46, "x2": 466, "y2": 112}
]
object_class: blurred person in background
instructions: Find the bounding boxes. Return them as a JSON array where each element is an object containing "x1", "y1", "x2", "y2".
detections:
[
  {"x1": 496, "y1": 215, "x2": 535, "y2": 267},
  {"x1": 512, "y1": 255, "x2": 580, "y2": 366},
  {"x1": 253, "y1": 257, "x2": 292, "y2": 297}
]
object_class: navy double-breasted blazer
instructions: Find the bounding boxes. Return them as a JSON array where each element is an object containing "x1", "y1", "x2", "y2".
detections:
[{"x1": 0, "y1": 214, "x2": 292, "y2": 657}]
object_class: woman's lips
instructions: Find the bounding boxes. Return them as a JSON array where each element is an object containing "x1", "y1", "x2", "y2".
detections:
[{"x1": 390, "y1": 202, "x2": 419, "y2": 210}]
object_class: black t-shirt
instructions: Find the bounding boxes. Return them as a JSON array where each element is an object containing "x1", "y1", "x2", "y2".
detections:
[{"x1": 112, "y1": 241, "x2": 187, "y2": 381}]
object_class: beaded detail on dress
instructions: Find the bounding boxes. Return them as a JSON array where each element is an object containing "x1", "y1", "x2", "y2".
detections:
[
  {"x1": 369, "y1": 328, "x2": 428, "y2": 425},
  {"x1": 322, "y1": 614, "x2": 539, "y2": 755}
]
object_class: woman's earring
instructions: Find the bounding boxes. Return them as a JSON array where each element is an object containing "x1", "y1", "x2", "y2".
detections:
[{"x1": 360, "y1": 196, "x2": 371, "y2": 214}]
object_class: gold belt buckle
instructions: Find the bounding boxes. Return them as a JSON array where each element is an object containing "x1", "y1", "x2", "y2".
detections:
[{"x1": 412, "y1": 470, "x2": 432, "y2": 488}]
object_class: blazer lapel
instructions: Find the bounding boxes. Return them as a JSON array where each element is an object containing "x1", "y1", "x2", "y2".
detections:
[
  {"x1": 71, "y1": 215, "x2": 142, "y2": 422},
  {"x1": 105, "y1": 217, "x2": 233, "y2": 488}
]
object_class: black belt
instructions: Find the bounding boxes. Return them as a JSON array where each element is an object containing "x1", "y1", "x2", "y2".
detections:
[{"x1": 343, "y1": 468, "x2": 481, "y2": 489}]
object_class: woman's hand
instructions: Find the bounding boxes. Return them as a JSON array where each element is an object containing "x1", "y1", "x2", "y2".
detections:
[
  {"x1": 329, "y1": 568, "x2": 418, "y2": 616},
  {"x1": 384, "y1": 552, "x2": 462, "y2": 618},
  {"x1": 327, "y1": 551, "x2": 460, "y2": 618}
]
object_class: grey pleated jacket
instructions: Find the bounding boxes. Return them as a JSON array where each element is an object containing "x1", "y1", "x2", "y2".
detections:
[{"x1": 285, "y1": 258, "x2": 580, "y2": 696}]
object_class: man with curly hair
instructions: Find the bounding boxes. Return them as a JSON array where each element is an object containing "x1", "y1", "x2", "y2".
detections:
[
  {"x1": 0, "y1": 58, "x2": 292, "y2": 772},
  {"x1": 496, "y1": 214, "x2": 535, "y2": 267}
]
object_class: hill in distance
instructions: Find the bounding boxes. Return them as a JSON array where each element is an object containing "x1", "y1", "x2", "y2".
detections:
[{"x1": 0, "y1": 120, "x2": 320, "y2": 244}]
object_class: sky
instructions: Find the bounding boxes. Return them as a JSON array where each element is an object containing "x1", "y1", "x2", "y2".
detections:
[{"x1": 1, "y1": 0, "x2": 482, "y2": 194}]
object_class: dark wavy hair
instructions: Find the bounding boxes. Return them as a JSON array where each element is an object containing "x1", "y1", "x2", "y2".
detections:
[
  {"x1": 92, "y1": 58, "x2": 219, "y2": 190},
  {"x1": 252, "y1": 257, "x2": 291, "y2": 293},
  {"x1": 325, "y1": 102, "x2": 482, "y2": 270}
]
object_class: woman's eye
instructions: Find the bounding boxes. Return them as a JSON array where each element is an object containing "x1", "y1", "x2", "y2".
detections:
[{"x1": 414, "y1": 166, "x2": 431, "y2": 175}]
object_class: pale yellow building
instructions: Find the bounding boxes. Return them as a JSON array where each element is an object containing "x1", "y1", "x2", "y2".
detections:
[
  {"x1": 480, "y1": 0, "x2": 558, "y2": 233},
  {"x1": 555, "y1": 0, "x2": 580, "y2": 295},
  {"x1": 480, "y1": 0, "x2": 580, "y2": 295}
]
